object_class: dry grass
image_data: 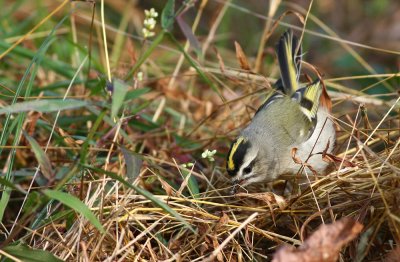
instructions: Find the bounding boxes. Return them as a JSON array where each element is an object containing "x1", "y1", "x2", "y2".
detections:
[{"x1": 28, "y1": 68, "x2": 400, "y2": 260}]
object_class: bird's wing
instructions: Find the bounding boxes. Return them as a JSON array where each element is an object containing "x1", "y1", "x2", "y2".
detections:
[
  {"x1": 255, "y1": 30, "x2": 303, "y2": 116},
  {"x1": 254, "y1": 91, "x2": 284, "y2": 116}
]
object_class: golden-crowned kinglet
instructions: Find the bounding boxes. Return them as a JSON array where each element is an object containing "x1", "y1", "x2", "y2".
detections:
[{"x1": 226, "y1": 30, "x2": 336, "y2": 193}]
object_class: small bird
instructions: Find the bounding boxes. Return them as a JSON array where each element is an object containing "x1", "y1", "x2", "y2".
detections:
[{"x1": 226, "y1": 30, "x2": 336, "y2": 193}]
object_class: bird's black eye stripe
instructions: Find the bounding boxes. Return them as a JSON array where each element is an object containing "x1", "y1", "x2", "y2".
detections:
[
  {"x1": 243, "y1": 158, "x2": 256, "y2": 175},
  {"x1": 243, "y1": 166, "x2": 252, "y2": 174}
]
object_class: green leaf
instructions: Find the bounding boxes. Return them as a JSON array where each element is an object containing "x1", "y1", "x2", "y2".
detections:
[
  {"x1": 0, "y1": 99, "x2": 87, "y2": 115},
  {"x1": 182, "y1": 169, "x2": 200, "y2": 198},
  {"x1": 111, "y1": 79, "x2": 129, "y2": 119},
  {"x1": 2, "y1": 244, "x2": 63, "y2": 262},
  {"x1": 82, "y1": 164, "x2": 195, "y2": 233},
  {"x1": 24, "y1": 131, "x2": 53, "y2": 181},
  {"x1": 0, "y1": 176, "x2": 26, "y2": 194},
  {"x1": 43, "y1": 189, "x2": 105, "y2": 233},
  {"x1": 125, "y1": 87, "x2": 151, "y2": 101},
  {"x1": 161, "y1": 0, "x2": 175, "y2": 31},
  {"x1": 120, "y1": 146, "x2": 142, "y2": 182}
]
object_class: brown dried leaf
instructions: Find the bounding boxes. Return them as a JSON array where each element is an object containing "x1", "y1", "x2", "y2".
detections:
[
  {"x1": 320, "y1": 80, "x2": 333, "y2": 112},
  {"x1": 291, "y1": 147, "x2": 303, "y2": 164},
  {"x1": 287, "y1": 10, "x2": 305, "y2": 25},
  {"x1": 291, "y1": 148, "x2": 322, "y2": 177},
  {"x1": 213, "y1": 47, "x2": 225, "y2": 74},
  {"x1": 199, "y1": 242, "x2": 209, "y2": 256},
  {"x1": 234, "y1": 41, "x2": 251, "y2": 70},
  {"x1": 273, "y1": 217, "x2": 364, "y2": 262},
  {"x1": 322, "y1": 153, "x2": 357, "y2": 168},
  {"x1": 307, "y1": 164, "x2": 319, "y2": 178},
  {"x1": 198, "y1": 223, "x2": 210, "y2": 236},
  {"x1": 168, "y1": 238, "x2": 181, "y2": 251},
  {"x1": 244, "y1": 226, "x2": 254, "y2": 249},
  {"x1": 322, "y1": 140, "x2": 331, "y2": 156},
  {"x1": 158, "y1": 177, "x2": 174, "y2": 197},
  {"x1": 58, "y1": 127, "x2": 80, "y2": 150},
  {"x1": 215, "y1": 212, "x2": 230, "y2": 231},
  {"x1": 236, "y1": 192, "x2": 287, "y2": 210}
]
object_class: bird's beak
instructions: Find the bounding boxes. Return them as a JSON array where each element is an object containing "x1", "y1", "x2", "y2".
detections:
[
  {"x1": 230, "y1": 179, "x2": 244, "y2": 195},
  {"x1": 230, "y1": 184, "x2": 238, "y2": 195}
]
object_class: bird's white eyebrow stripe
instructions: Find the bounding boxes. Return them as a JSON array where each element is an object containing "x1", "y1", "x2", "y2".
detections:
[{"x1": 240, "y1": 153, "x2": 257, "y2": 173}]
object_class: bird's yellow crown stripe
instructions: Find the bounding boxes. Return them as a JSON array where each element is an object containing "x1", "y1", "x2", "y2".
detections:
[{"x1": 227, "y1": 136, "x2": 245, "y2": 170}]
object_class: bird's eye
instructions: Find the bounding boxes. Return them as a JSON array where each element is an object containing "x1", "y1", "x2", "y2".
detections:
[{"x1": 243, "y1": 166, "x2": 252, "y2": 174}]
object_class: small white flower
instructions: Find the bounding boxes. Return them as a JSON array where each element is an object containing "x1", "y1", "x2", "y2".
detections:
[
  {"x1": 142, "y1": 28, "x2": 155, "y2": 38},
  {"x1": 144, "y1": 18, "x2": 156, "y2": 30},
  {"x1": 137, "y1": 71, "x2": 143, "y2": 81},
  {"x1": 142, "y1": 9, "x2": 158, "y2": 39},
  {"x1": 145, "y1": 8, "x2": 158, "y2": 18},
  {"x1": 201, "y1": 150, "x2": 209, "y2": 159},
  {"x1": 142, "y1": 28, "x2": 149, "y2": 37},
  {"x1": 149, "y1": 8, "x2": 158, "y2": 18},
  {"x1": 202, "y1": 149, "x2": 217, "y2": 162}
]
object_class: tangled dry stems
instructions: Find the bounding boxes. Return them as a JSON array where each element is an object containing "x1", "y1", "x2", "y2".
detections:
[{"x1": 29, "y1": 73, "x2": 400, "y2": 261}]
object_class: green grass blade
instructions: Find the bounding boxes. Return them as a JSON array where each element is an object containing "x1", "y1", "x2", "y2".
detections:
[
  {"x1": 120, "y1": 146, "x2": 142, "y2": 182},
  {"x1": 111, "y1": 79, "x2": 129, "y2": 119},
  {"x1": 124, "y1": 87, "x2": 151, "y2": 101},
  {"x1": 182, "y1": 168, "x2": 200, "y2": 198},
  {"x1": 0, "y1": 99, "x2": 87, "y2": 115},
  {"x1": 2, "y1": 244, "x2": 63, "y2": 262},
  {"x1": 23, "y1": 131, "x2": 53, "y2": 181},
  {"x1": 0, "y1": 177, "x2": 26, "y2": 194},
  {"x1": 43, "y1": 189, "x2": 105, "y2": 234}
]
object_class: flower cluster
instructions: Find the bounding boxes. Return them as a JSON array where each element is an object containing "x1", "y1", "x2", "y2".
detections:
[
  {"x1": 142, "y1": 8, "x2": 158, "y2": 39},
  {"x1": 201, "y1": 149, "x2": 217, "y2": 162}
]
